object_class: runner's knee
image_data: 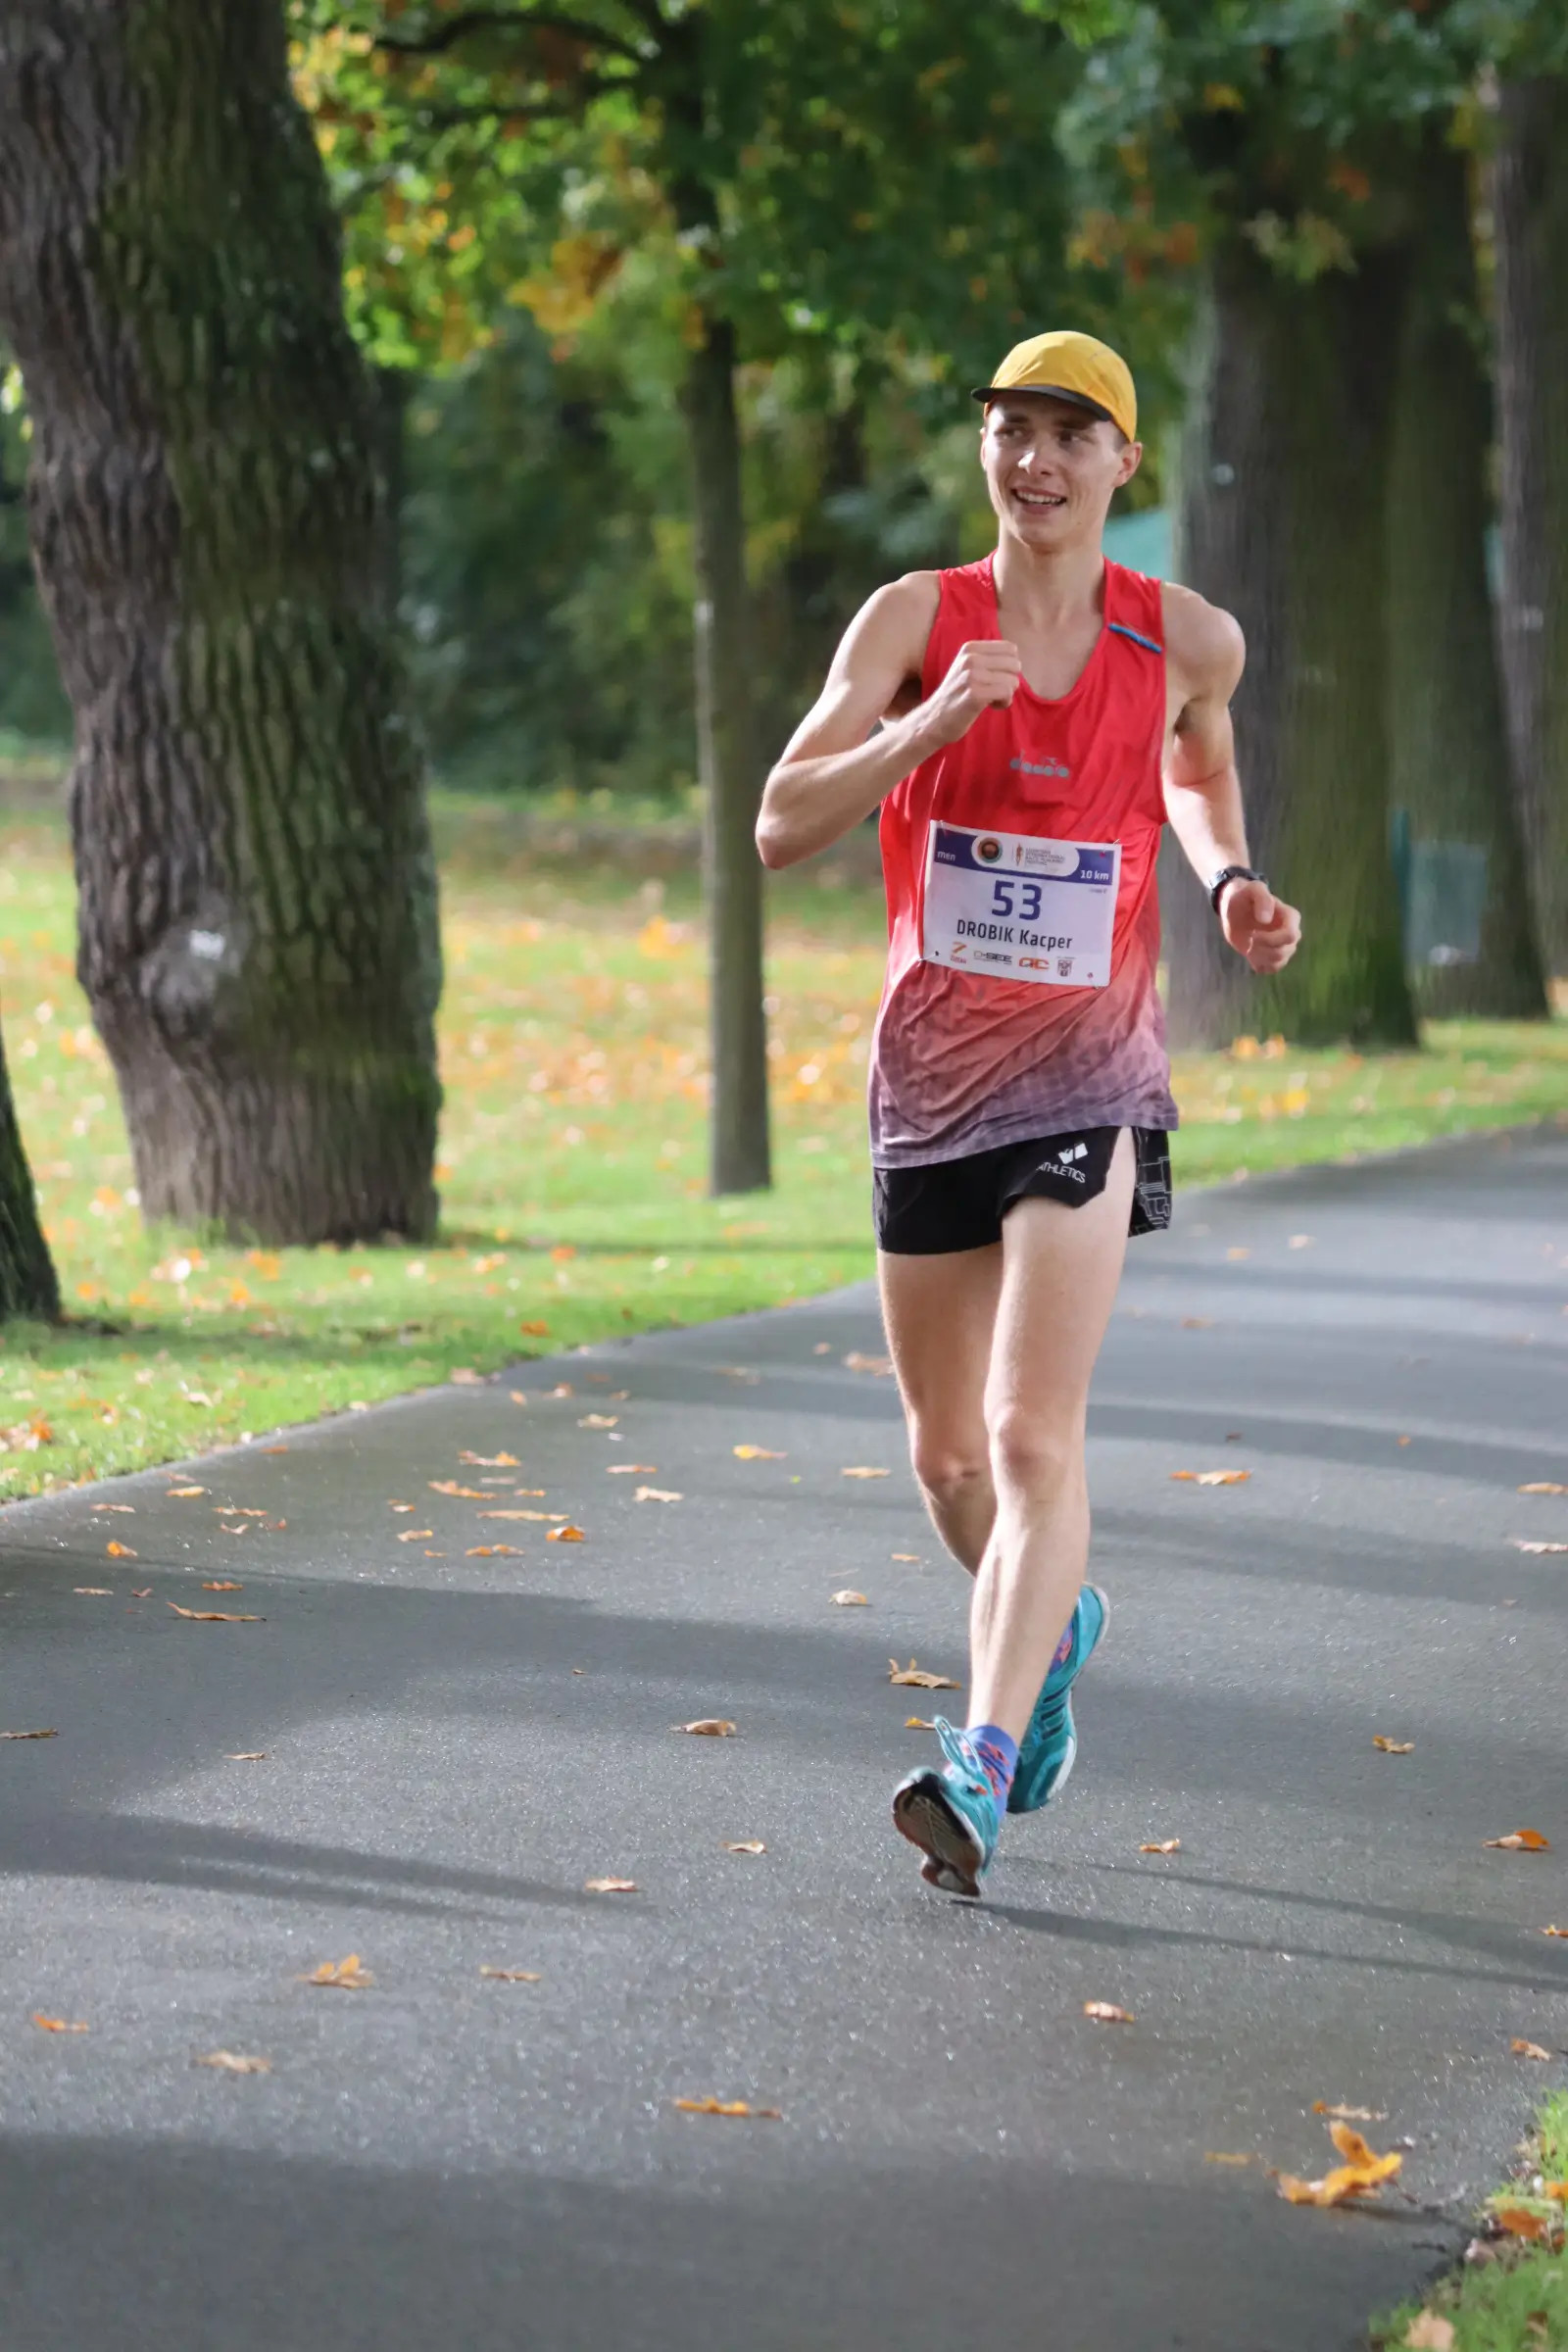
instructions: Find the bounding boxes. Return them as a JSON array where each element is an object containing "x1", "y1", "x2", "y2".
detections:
[
  {"x1": 985, "y1": 1402, "x2": 1082, "y2": 1499},
  {"x1": 908, "y1": 1426, "x2": 989, "y2": 1508}
]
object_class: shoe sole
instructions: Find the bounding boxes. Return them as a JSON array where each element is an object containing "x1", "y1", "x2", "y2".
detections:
[
  {"x1": 892, "y1": 1775, "x2": 986, "y2": 1898},
  {"x1": 1007, "y1": 1585, "x2": 1109, "y2": 1816}
]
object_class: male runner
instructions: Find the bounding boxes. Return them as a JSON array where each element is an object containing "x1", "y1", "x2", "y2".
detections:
[{"x1": 756, "y1": 329, "x2": 1301, "y2": 1897}]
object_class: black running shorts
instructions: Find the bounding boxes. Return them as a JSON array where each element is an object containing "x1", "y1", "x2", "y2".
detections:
[{"x1": 873, "y1": 1126, "x2": 1172, "y2": 1256}]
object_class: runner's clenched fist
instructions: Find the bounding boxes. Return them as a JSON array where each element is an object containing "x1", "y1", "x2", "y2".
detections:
[
  {"x1": 916, "y1": 639, "x2": 1023, "y2": 748},
  {"x1": 1218, "y1": 878, "x2": 1301, "y2": 975}
]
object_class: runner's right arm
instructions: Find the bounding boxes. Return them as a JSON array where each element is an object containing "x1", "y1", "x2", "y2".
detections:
[{"x1": 757, "y1": 575, "x2": 1022, "y2": 869}]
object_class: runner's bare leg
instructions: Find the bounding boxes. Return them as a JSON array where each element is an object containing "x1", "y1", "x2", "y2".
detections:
[
  {"x1": 966, "y1": 1132, "x2": 1135, "y2": 1740},
  {"x1": 879, "y1": 1244, "x2": 1002, "y2": 1575}
]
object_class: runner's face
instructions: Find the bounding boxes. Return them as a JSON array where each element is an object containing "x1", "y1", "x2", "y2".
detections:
[{"x1": 981, "y1": 397, "x2": 1141, "y2": 549}]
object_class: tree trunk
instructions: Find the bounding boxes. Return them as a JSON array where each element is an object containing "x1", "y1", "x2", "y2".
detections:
[
  {"x1": 1386, "y1": 132, "x2": 1547, "y2": 1020},
  {"x1": 1171, "y1": 237, "x2": 1416, "y2": 1048},
  {"x1": 1490, "y1": 75, "x2": 1568, "y2": 982},
  {"x1": 0, "y1": 1, "x2": 442, "y2": 1246},
  {"x1": 683, "y1": 310, "x2": 770, "y2": 1196},
  {"x1": 0, "y1": 1014, "x2": 58, "y2": 1321}
]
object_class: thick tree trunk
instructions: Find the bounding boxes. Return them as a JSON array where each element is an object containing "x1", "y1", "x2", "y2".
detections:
[
  {"x1": 1386, "y1": 133, "x2": 1547, "y2": 1020},
  {"x1": 0, "y1": 1014, "x2": 58, "y2": 1321},
  {"x1": 683, "y1": 311, "x2": 770, "y2": 1196},
  {"x1": 0, "y1": 1, "x2": 442, "y2": 1245},
  {"x1": 1490, "y1": 75, "x2": 1568, "y2": 981},
  {"x1": 1172, "y1": 238, "x2": 1416, "y2": 1048}
]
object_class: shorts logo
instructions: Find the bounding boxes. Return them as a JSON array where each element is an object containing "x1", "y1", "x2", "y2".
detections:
[
  {"x1": 974, "y1": 836, "x2": 1003, "y2": 864},
  {"x1": 1057, "y1": 1141, "x2": 1088, "y2": 1164}
]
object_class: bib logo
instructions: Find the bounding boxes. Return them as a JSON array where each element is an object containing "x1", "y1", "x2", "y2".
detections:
[
  {"x1": 1009, "y1": 756, "x2": 1070, "y2": 779},
  {"x1": 975, "y1": 836, "x2": 1003, "y2": 865}
]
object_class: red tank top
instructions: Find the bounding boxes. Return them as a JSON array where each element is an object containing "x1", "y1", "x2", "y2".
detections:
[{"x1": 870, "y1": 553, "x2": 1178, "y2": 1165}]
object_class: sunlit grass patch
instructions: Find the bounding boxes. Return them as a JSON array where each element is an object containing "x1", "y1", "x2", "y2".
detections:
[{"x1": 1372, "y1": 2093, "x2": 1568, "y2": 2352}]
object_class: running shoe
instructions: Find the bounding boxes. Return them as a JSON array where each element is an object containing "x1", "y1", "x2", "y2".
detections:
[
  {"x1": 892, "y1": 1718, "x2": 1001, "y2": 1898},
  {"x1": 1007, "y1": 1584, "x2": 1109, "y2": 1815}
]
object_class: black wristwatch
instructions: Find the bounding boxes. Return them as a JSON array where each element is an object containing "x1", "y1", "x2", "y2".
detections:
[{"x1": 1207, "y1": 864, "x2": 1266, "y2": 914}]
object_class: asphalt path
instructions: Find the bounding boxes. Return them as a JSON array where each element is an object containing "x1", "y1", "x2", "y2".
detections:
[{"x1": 2, "y1": 1126, "x2": 1566, "y2": 2352}]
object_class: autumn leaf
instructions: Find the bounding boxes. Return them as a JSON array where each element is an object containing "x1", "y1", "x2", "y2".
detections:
[
  {"x1": 1372, "y1": 1737, "x2": 1414, "y2": 1754},
  {"x1": 166, "y1": 1485, "x2": 206, "y2": 1497},
  {"x1": 841, "y1": 1466, "x2": 890, "y2": 1480},
  {"x1": 429, "y1": 1481, "x2": 493, "y2": 1498},
  {"x1": 891, "y1": 1552, "x2": 920, "y2": 1561},
  {"x1": 1511, "y1": 2038, "x2": 1552, "y2": 2061},
  {"x1": 226, "y1": 1752, "x2": 268, "y2": 1761},
  {"x1": 300, "y1": 1955, "x2": 372, "y2": 1988},
  {"x1": 1274, "y1": 2120, "x2": 1402, "y2": 2206},
  {"x1": 830, "y1": 1590, "x2": 869, "y2": 1606},
  {"x1": 584, "y1": 1877, "x2": 637, "y2": 1893},
  {"x1": 888, "y1": 1658, "x2": 959, "y2": 1690},
  {"x1": 1518, "y1": 1482, "x2": 1566, "y2": 1494},
  {"x1": 480, "y1": 1507, "x2": 567, "y2": 1522},
  {"x1": 462, "y1": 1451, "x2": 519, "y2": 1467},
  {"x1": 607, "y1": 1463, "x2": 659, "y2": 1475},
  {"x1": 634, "y1": 1487, "x2": 683, "y2": 1502},
  {"x1": 397, "y1": 1529, "x2": 435, "y2": 1543},
  {"x1": 733, "y1": 1445, "x2": 785, "y2": 1460},
  {"x1": 546, "y1": 1524, "x2": 586, "y2": 1543},
  {"x1": 675, "y1": 1719, "x2": 736, "y2": 1737},
  {"x1": 1512, "y1": 1540, "x2": 1568, "y2": 1554},
  {"x1": 905, "y1": 1716, "x2": 936, "y2": 1730},
  {"x1": 168, "y1": 1602, "x2": 262, "y2": 1622},
  {"x1": 1140, "y1": 1839, "x2": 1181, "y2": 1855},
  {"x1": 723, "y1": 1841, "x2": 766, "y2": 1855},
  {"x1": 1203, "y1": 2152, "x2": 1253, "y2": 2166},
  {"x1": 478, "y1": 1966, "x2": 541, "y2": 1982},
  {"x1": 843, "y1": 1352, "x2": 893, "y2": 1376},
  {"x1": 1484, "y1": 1830, "x2": 1551, "y2": 1851},
  {"x1": 1312, "y1": 2102, "x2": 1387, "y2": 2122},
  {"x1": 203, "y1": 1581, "x2": 244, "y2": 1592},
  {"x1": 1181, "y1": 1316, "x2": 1213, "y2": 1329},
  {"x1": 32, "y1": 2013, "x2": 88, "y2": 2033},
  {"x1": 466, "y1": 1544, "x2": 521, "y2": 1557},
  {"x1": 578, "y1": 1413, "x2": 618, "y2": 1429},
  {"x1": 1490, "y1": 2204, "x2": 1556, "y2": 2243},
  {"x1": 1543, "y1": 1926, "x2": 1568, "y2": 1938},
  {"x1": 672, "y1": 2097, "x2": 781, "y2": 2120},
  {"x1": 105, "y1": 1540, "x2": 137, "y2": 1558},
  {"x1": 90, "y1": 1502, "x2": 134, "y2": 1513},
  {"x1": 1083, "y1": 2001, "x2": 1134, "y2": 2024},
  {"x1": 0, "y1": 1728, "x2": 57, "y2": 1740},
  {"x1": 1170, "y1": 1469, "x2": 1251, "y2": 1486},
  {"x1": 1401, "y1": 2318, "x2": 1455, "y2": 2351},
  {"x1": 194, "y1": 2050, "x2": 270, "y2": 2074},
  {"x1": 74, "y1": 1587, "x2": 114, "y2": 1595},
  {"x1": 130, "y1": 1587, "x2": 151, "y2": 1598}
]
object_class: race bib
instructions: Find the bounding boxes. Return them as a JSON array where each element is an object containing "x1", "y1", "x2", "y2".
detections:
[{"x1": 920, "y1": 822, "x2": 1120, "y2": 988}]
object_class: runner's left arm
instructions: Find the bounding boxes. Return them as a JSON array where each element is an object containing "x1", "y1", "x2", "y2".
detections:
[{"x1": 1160, "y1": 588, "x2": 1301, "y2": 975}]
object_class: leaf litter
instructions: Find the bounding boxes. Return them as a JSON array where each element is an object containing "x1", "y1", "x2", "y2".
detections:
[
  {"x1": 1083, "y1": 2001, "x2": 1134, "y2": 2025},
  {"x1": 673, "y1": 2097, "x2": 781, "y2": 2121},
  {"x1": 607, "y1": 1463, "x2": 659, "y2": 1475},
  {"x1": 479, "y1": 1967, "x2": 542, "y2": 1983},
  {"x1": 634, "y1": 1487, "x2": 682, "y2": 1502},
  {"x1": 194, "y1": 2051, "x2": 270, "y2": 2075},
  {"x1": 733, "y1": 1445, "x2": 785, "y2": 1461},
  {"x1": 32, "y1": 2013, "x2": 88, "y2": 2033},
  {"x1": 1274, "y1": 2119, "x2": 1402, "y2": 2207},
  {"x1": 105, "y1": 1541, "x2": 136, "y2": 1558},
  {"x1": 1372, "y1": 1737, "x2": 1415, "y2": 1754},
  {"x1": 168, "y1": 1602, "x2": 262, "y2": 1622},
  {"x1": 1518, "y1": 1482, "x2": 1566, "y2": 1494},
  {"x1": 723, "y1": 1841, "x2": 766, "y2": 1855},
  {"x1": 546, "y1": 1525, "x2": 586, "y2": 1543},
  {"x1": 841, "y1": 1466, "x2": 890, "y2": 1479},
  {"x1": 1313, "y1": 2102, "x2": 1388, "y2": 2123},
  {"x1": 1140, "y1": 1839, "x2": 1181, "y2": 1855},
  {"x1": 889, "y1": 1659, "x2": 959, "y2": 1690},
  {"x1": 1511, "y1": 2038, "x2": 1553, "y2": 2061},
  {"x1": 300, "y1": 1955, "x2": 373, "y2": 1989},
  {"x1": 831, "y1": 1590, "x2": 869, "y2": 1606},
  {"x1": 1484, "y1": 1830, "x2": 1550, "y2": 1850},
  {"x1": 675, "y1": 1719, "x2": 736, "y2": 1737},
  {"x1": 584, "y1": 1878, "x2": 637, "y2": 1893},
  {"x1": 1170, "y1": 1469, "x2": 1251, "y2": 1487},
  {"x1": 1, "y1": 1728, "x2": 57, "y2": 1740}
]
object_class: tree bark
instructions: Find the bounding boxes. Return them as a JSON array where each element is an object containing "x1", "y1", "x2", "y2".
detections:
[
  {"x1": 1386, "y1": 132, "x2": 1547, "y2": 1019},
  {"x1": 683, "y1": 310, "x2": 770, "y2": 1196},
  {"x1": 0, "y1": 1014, "x2": 58, "y2": 1321},
  {"x1": 0, "y1": 1, "x2": 442, "y2": 1246},
  {"x1": 1490, "y1": 74, "x2": 1568, "y2": 982},
  {"x1": 1171, "y1": 236, "x2": 1417, "y2": 1048}
]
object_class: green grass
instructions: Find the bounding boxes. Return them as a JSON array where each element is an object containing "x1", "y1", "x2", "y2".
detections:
[
  {"x1": 0, "y1": 793, "x2": 1564, "y2": 1496},
  {"x1": 1373, "y1": 2094, "x2": 1568, "y2": 2350}
]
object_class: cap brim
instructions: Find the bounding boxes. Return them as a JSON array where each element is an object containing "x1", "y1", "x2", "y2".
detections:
[{"x1": 970, "y1": 382, "x2": 1116, "y2": 426}]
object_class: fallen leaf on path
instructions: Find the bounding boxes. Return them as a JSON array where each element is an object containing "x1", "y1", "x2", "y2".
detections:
[
  {"x1": 428, "y1": 1481, "x2": 493, "y2": 1498},
  {"x1": 891, "y1": 1552, "x2": 920, "y2": 1562},
  {"x1": 905, "y1": 1716, "x2": 935, "y2": 1730},
  {"x1": 203, "y1": 1581, "x2": 244, "y2": 1592},
  {"x1": 166, "y1": 1486, "x2": 206, "y2": 1497},
  {"x1": 1519, "y1": 1483, "x2": 1566, "y2": 1494},
  {"x1": 74, "y1": 1588, "x2": 114, "y2": 1595},
  {"x1": 723, "y1": 1841, "x2": 766, "y2": 1855},
  {"x1": 167, "y1": 1603, "x2": 262, "y2": 1622},
  {"x1": 194, "y1": 2050, "x2": 270, "y2": 2074},
  {"x1": 1512, "y1": 1540, "x2": 1568, "y2": 1553},
  {"x1": 1181, "y1": 1317, "x2": 1213, "y2": 1330},
  {"x1": 842, "y1": 1466, "x2": 890, "y2": 1479},
  {"x1": 510, "y1": 1392, "x2": 528, "y2": 1404},
  {"x1": 1227, "y1": 1247, "x2": 1250, "y2": 1260},
  {"x1": 843, "y1": 1352, "x2": 893, "y2": 1376},
  {"x1": 1274, "y1": 2121, "x2": 1402, "y2": 2206},
  {"x1": 1372, "y1": 1737, "x2": 1415, "y2": 1754},
  {"x1": 463, "y1": 1451, "x2": 519, "y2": 1468},
  {"x1": 91, "y1": 1502, "x2": 134, "y2": 1514},
  {"x1": 813, "y1": 1342, "x2": 832, "y2": 1354},
  {"x1": 1491, "y1": 2204, "x2": 1556, "y2": 2243},
  {"x1": 1140, "y1": 1839, "x2": 1181, "y2": 1855},
  {"x1": 1288, "y1": 1235, "x2": 1314, "y2": 1250},
  {"x1": 546, "y1": 1525, "x2": 586, "y2": 1543},
  {"x1": 219, "y1": 1507, "x2": 268, "y2": 1519},
  {"x1": 300, "y1": 1955, "x2": 372, "y2": 1988},
  {"x1": 130, "y1": 1587, "x2": 151, "y2": 1597},
  {"x1": 32, "y1": 2014, "x2": 87, "y2": 2033},
  {"x1": 584, "y1": 1877, "x2": 637, "y2": 1893},
  {"x1": 105, "y1": 1541, "x2": 136, "y2": 1558},
  {"x1": 1083, "y1": 2001, "x2": 1134, "y2": 2025},
  {"x1": 466, "y1": 1544, "x2": 521, "y2": 1557},
  {"x1": 1170, "y1": 1470, "x2": 1251, "y2": 1486},
  {"x1": 1543, "y1": 1926, "x2": 1568, "y2": 1937},
  {"x1": 831, "y1": 1590, "x2": 869, "y2": 1606},
  {"x1": 673, "y1": 2097, "x2": 780, "y2": 2120},
  {"x1": 478, "y1": 1967, "x2": 541, "y2": 1982},
  {"x1": 1313, "y1": 2103, "x2": 1388, "y2": 2122},
  {"x1": 481, "y1": 1508, "x2": 568, "y2": 1522},
  {"x1": 733, "y1": 1445, "x2": 784, "y2": 1460},
  {"x1": 226, "y1": 1752, "x2": 268, "y2": 1761},
  {"x1": 888, "y1": 1659, "x2": 959, "y2": 1690},
  {"x1": 675, "y1": 1719, "x2": 736, "y2": 1737},
  {"x1": 1, "y1": 1728, "x2": 57, "y2": 1740},
  {"x1": 578, "y1": 1413, "x2": 618, "y2": 1429},
  {"x1": 607, "y1": 1464, "x2": 658, "y2": 1475},
  {"x1": 1512, "y1": 2038, "x2": 1552, "y2": 2061},
  {"x1": 1203, "y1": 2152, "x2": 1253, "y2": 2166},
  {"x1": 450, "y1": 1368, "x2": 482, "y2": 1386},
  {"x1": 1485, "y1": 1830, "x2": 1550, "y2": 1851},
  {"x1": 397, "y1": 1529, "x2": 435, "y2": 1543},
  {"x1": 549, "y1": 1385, "x2": 574, "y2": 1398},
  {"x1": 1401, "y1": 2317, "x2": 1455, "y2": 2351},
  {"x1": 634, "y1": 1488, "x2": 683, "y2": 1502}
]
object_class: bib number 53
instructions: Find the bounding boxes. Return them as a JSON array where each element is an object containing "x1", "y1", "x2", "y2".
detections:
[{"x1": 991, "y1": 877, "x2": 1043, "y2": 920}]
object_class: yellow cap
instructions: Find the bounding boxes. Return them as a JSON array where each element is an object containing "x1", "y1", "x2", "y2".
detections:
[{"x1": 971, "y1": 330, "x2": 1137, "y2": 443}]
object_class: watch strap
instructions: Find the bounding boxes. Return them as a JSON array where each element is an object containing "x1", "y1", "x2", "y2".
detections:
[{"x1": 1207, "y1": 864, "x2": 1265, "y2": 914}]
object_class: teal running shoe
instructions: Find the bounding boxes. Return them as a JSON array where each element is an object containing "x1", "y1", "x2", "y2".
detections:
[
  {"x1": 1008, "y1": 1584, "x2": 1110, "y2": 1815},
  {"x1": 892, "y1": 1718, "x2": 1001, "y2": 1898}
]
